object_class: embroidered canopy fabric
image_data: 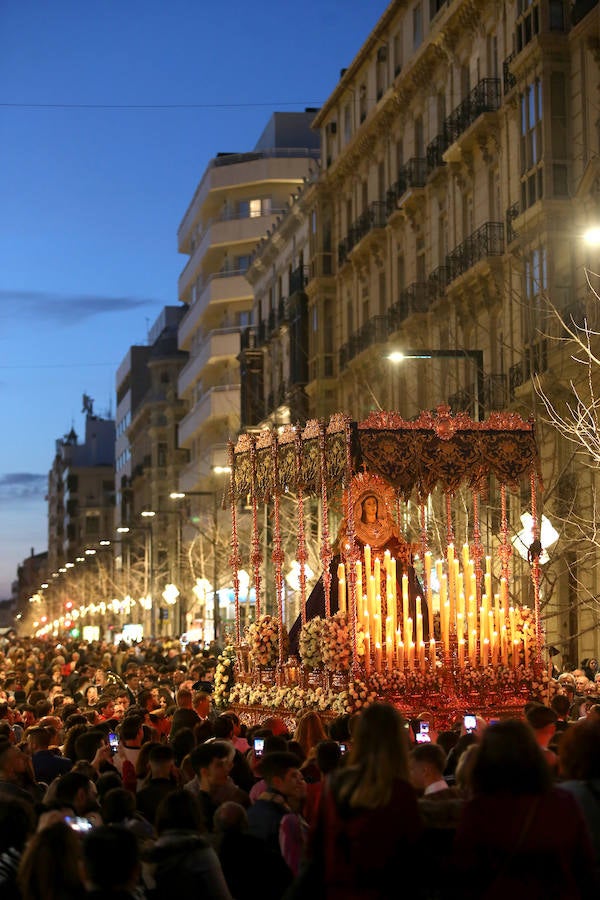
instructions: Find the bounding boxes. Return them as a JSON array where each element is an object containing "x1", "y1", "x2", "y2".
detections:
[{"x1": 229, "y1": 407, "x2": 540, "y2": 504}]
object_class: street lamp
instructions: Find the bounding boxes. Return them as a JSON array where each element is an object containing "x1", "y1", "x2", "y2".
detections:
[
  {"x1": 387, "y1": 348, "x2": 485, "y2": 421},
  {"x1": 170, "y1": 489, "x2": 224, "y2": 641}
]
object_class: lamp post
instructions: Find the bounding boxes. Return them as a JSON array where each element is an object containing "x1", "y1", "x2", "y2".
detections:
[
  {"x1": 170, "y1": 488, "x2": 225, "y2": 641},
  {"x1": 387, "y1": 348, "x2": 485, "y2": 421}
]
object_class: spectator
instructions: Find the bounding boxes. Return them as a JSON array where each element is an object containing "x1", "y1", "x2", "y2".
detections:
[
  {"x1": 168, "y1": 688, "x2": 199, "y2": 738},
  {"x1": 297, "y1": 702, "x2": 422, "y2": 899},
  {"x1": 558, "y1": 718, "x2": 600, "y2": 878},
  {"x1": 27, "y1": 725, "x2": 72, "y2": 784},
  {"x1": 0, "y1": 796, "x2": 35, "y2": 900},
  {"x1": 213, "y1": 801, "x2": 283, "y2": 900},
  {"x1": 136, "y1": 744, "x2": 179, "y2": 826},
  {"x1": 303, "y1": 740, "x2": 342, "y2": 828},
  {"x1": 525, "y1": 703, "x2": 559, "y2": 773},
  {"x1": 147, "y1": 790, "x2": 232, "y2": 899},
  {"x1": 17, "y1": 822, "x2": 86, "y2": 900},
  {"x1": 186, "y1": 740, "x2": 248, "y2": 830},
  {"x1": 82, "y1": 824, "x2": 141, "y2": 899},
  {"x1": 453, "y1": 719, "x2": 596, "y2": 898}
]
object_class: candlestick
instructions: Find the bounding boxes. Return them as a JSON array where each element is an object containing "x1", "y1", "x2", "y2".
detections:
[
  {"x1": 419, "y1": 640, "x2": 426, "y2": 672},
  {"x1": 429, "y1": 638, "x2": 436, "y2": 671},
  {"x1": 408, "y1": 641, "x2": 415, "y2": 670},
  {"x1": 523, "y1": 623, "x2": 530, "y2": 668},
  {"x1": 424, "y1": 551, "x2": 434, "y2": 638},
  {"x1": 501, "y1": 625, "x2": 508, "y2": 666},
  {"x1": 469, "y1": 629, "x2": 477, "y2": 667},
  {"x1": 374, "y1": 612, "x2": 382, "y2": 648},
  {"x1": 482, "y1": 637, "x2": 490, "y2": 667},
  {"x1": 458, "y1": 638, "x2": 465, "y2": 669},
  {"x1": 397, "y1": 635, "x2": 404, "y2": 669},
  {"x1": 355, "y1": 561, "x2": 363, "y2": 627},
  {"x1": 338, "y1": 575, "x2": 347, "y2": 615},
  {"x1": 402, "y1": 573, "x2": 409, "y2": 631},
  {"x1": 491, "y1": 631, "x2": 499, "y2": 666},
  {"x1": 375, "y1": 642, "x2": 382, "y2": 674},
  {"x1": 364, "y1": 633, "x2": 371, "y2": 677}
]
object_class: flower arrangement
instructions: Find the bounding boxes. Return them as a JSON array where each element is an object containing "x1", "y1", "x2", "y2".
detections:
[
  {"x1": 213, "y1": 644, "x2": 236, "y2": 708},
  {"x1": 247, "y1": 615, "x2": 288, "y2": 668},
  {"x1": 298, "y1": 617, "x2": 324, "y2": 670},
  {"x1": 321, "y1": 612, "x2": 353, "y2": 672}
]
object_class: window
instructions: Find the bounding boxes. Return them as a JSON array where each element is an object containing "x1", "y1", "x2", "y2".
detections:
[
  {"x1": 393, "y1": 31, "x2": 403, "y2": 76},
  {"x1": 520, "y1": 79, "x2": 543, "y2": 209},
  {"x1": 158, "y1": 443, "x2": 167, "y2": 467},
  {"x1": 359, "y1": 84, "x2": 367, "y2": 123},
  {"x1": 551, "y1": 72, "x2": 568, "y2": 196},
  {"x1": 344, "y1": 104, "x2": 352, "y2": 143},
  {"x1": 234, "y1": 254, "x2": 252, "y2": 272},
  {"x1": 516, "y1": 0, "x2": 540, "y2": 53},
  {"x1": 379, "y1": 272, "x2": 387, "y2": 315},
  {"x1": 249, "y1": 199, "x2": 262, "y2": 218},
  {"x1": 413, "y1": 2, "x2": 423, "y2": 49},
  {"x1": 415, "y1": 116, "x2": 424, "y2": 157},
  {"x1": 85, "y1": 515, "x2": 100, "y2": 537}
]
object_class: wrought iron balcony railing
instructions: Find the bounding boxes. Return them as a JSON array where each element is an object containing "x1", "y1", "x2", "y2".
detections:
[
  {"x1": 509, "y1": 341, "x2": 548, "y2": 398},
  {"x1": 338, "y1": 201, "x2": 387, "y2": 265},
  {"x1": 503, "y1": 53, "x2": 517, "y2": 94},
  {"x1": 427, "y1": 266, "x2": 450, "y2": 299},
  {"x1": 388, "y1": 282, "x2": 430, "y2": 330},
  {"x1": 506, "y1": 201, "x2": 520, "y2": 244},
  {"x1": 483, "y1": 373, "x2": 509, "y2": 410},
  {"x1": 339, "y1": 315, "x2": 390, "y2": 370},
  {"x1": 290, "y1": 264, "x2": 310, "y2": 294},
  {"x1": 386, "y1": 158, "x2": 428, "y2": 215},
  {"x1": 444, "y1": 78, "x2": 502, "y2": 145},
  {"x1": 446, "y1": 221, "x2": 505, "y2": 283}
]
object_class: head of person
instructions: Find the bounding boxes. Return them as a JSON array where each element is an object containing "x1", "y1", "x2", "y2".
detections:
[
  {"x1": 0, "y1": 740, "x2": 29, "y2": 783},
  {"x1": 0, "y1": 795, "x2": 35, "y2": 855},
  {"x1": 409, "y1": 742, "x2": 447, "y2": 792},
  {"x1": 49, "y1": 770, "x2": 98, "y2": 815},
  {"x1": 73, "y1": 729, "x2": 106, "y2": 763},
  {"x1": 155, "y1": 789, "x2": 205, "y2": 835},
  {"x1": 315, "y1": 739, "x2": 343, "y2": 776},
  {"x1": 147, "y1": 743, "x2": 175, "y2": 779},
  {"x1": 192, "y1": 691, "x2": 211, "y2": 720},
  {"x1": 454, "y1": 743, "x2": 479, "y2": 797},
  {"x1": 361, "y1": 494, "x2": 379, "y2": 523},
  {"x1": 344, "y1": 703, "x2": 410, "y2": 808},
  {"x1": 470, "y1": 719, "x2": 551, "y2": 796},
  {"x1": 176, "y1": 687, "x2": 193, "y2": 709},
  {"x1": 118, "y1": 714, "x2": 144, "y2": 746},
  {"x1": 17, "y1": 821, "x2": 84, "y2": 900},
  {"x1": 550, "y1": 694, "x2": 571, "y2": 719},
  {"x1": 213, "y1": 715, "x2": 235, "y2": 742},
  {"x1": 525, "y1": 704, "x2": 558, "y2": 742},
  {"x1": 83, "y1": 824, "x2": 140, "y2": 893},
  {"x1": 213, "y1": 800, "x2": 248, "y2": 835},
  {"x1": 26, "y1": 725, "x2": 52, "y2": 753},
  {"x1": 189, "y1": 740, "x2": 233, "y2": 789},
  {"x1": 259, "y1": 751, "x2": 306, "y2": 806},
  {"x1": 558, "y1": 719, "x2": 600, "y2": 780},
  {"x1": 294, "y1": 710, "x2": 328, "y2": 758}
]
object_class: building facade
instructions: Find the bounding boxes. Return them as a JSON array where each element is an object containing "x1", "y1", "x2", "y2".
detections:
[
  {"x1": 176, "y1": 111, "x2": 320, "y2": 491},
  {"x1": 242, "y1": 0, "x2": 600, "y2": 662}
]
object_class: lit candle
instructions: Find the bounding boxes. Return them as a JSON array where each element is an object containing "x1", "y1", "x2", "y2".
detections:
[
  {"x1": 369, "y1": 576, "x2": 377, "y2": 624},
  {"x1": 386, "y1": 616, "x2": 394, "y2": 669},
  {"x1": 419, "y1": 640, "x2": 426, "y2": 672},
  {"x1": 408, "y1": 641, "x2": 415, "y2": 670},
  {"x1": 443, "y1": 601, "x2": 450, "y2": 653},
  {"x1": 397, "y1": 636, "x2": 405, "y2": 669},
  {"x1": 482, "y1": 637, "x2": 490, "y2": 667},
  {"x1": 416, "y1": 596, "x2": 423, "y2": 650},
  {"x1": 375, "y1": 642, "x2": 382, "y2": 674},
  {"x1": 491, "y1": 631, "x2": 499, "y2": 666},
  {"x1": 479, "y1": 605, "x2": 486, "y2": 645},
  {"x1": 364, "y1": 633, "x2": 371, "y2": 677},
  {"x1": 488, "y1": 609, "x2": 494, "y2": 650},
  {"x1": 458, "y1": 638, "x2": 465, "y2": 669},
  {"x1": 355, "y1": 561, "x2": 363, "y2": 626},
  {"x1": 374, "y1": 612, "x2": 382, "y2": 648},
  {"x1": 406, "y1": 616, "x2": 413, "y2": 652},
  {"x1": 509, "y1": 606, "x2": 516, "y2": 646},
  {"x1": 425, "y1": 551, "x2": 434, "y2": 638},
  {"x1": 462, "y1": 542, "x2": 470, "y2": 574},
  {"x1": 501, "y1": 625, "x2": 508, "y2": 666},
  {"x1": 384, "y1": 548, "x2": 391, "y2": 574},
  {"x1": 494, "y1": 592, "x2": 501, "y2": 635},
  {"x1": 429, "y1": 637, "x2": 436, "y2": 671},
  {"x1": 364, "y1": 545, "x2": 372, "y2": 580},
  {"x1": 338, "y1": 577, "x2": 347, "y2": 615},
  {"x1": 512, "y1": 638, "x2": 520, "y2": 669},
  {"x1": 402, "y1": 573, "x2": 409, "y2": 631},
  {"x1": 500, "y1": 576, "x2": 508, "y2": 619},
  {"x1": 456, "y1": 611, "x2": 464, "y2": 641},
  {"x1": 470, "y1": 629, "x2": 478, "y2": 667}
]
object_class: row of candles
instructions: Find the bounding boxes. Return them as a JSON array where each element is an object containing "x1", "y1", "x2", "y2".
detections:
[{"x1": 336, "y1": 542, "x2": 534, "y2": 675}]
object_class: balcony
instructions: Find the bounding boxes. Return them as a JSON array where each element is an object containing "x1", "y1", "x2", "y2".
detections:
[
  {"x1": 309, "y1": 252, "x2": 334, "y2": 279},
  {"x1": 448, "y1": 386, "x2": 477, "y2": 417},
  {"x1": 290, "y1": 264, "x2": 310, "y2": 294},
  {"x1": 503, "y1": 53, "x2": 517, "y2": 94},
  {"x1": 178, "y1": 272, "x2": 251, "y2": 349},
  {"x1": 178, "y1": 328, "x2": 240, "y2": 398},
  {"x1": 427, "y1": 79, "x2": 501, "y2": 173},
  {"x1": 506, "y1": 202, "x2": 520, "y2": 244},
  {"x1": 178, "y1": 384, "x2": 240, "y2": 447},
  {"x1": 388, "y1": 282, "x2": 430, "y2": 331},
  {"x1": 339, "y1": 315, "x2": 389, "y2": 370},
  {"x1": 446, "y1": 222, "x2": 504, "y2": 284},
  {"x1": 484, "y1": 374, "x2": 509, "y2": 410},
  {"x1": 509, "y1": 341, "x2": 548, "y2": 399},
  {"x1": 427, "y1": 266, "x2": 451, "y2": 300},
  {"x1": 443, "y1": 78, "x2": 502, "y2": 159},
  {"x1": 338, "y1": 201, "x2": 387, "y2": 266},
  {"x1": 386, "y1": 158, "x2": 427, "y2": 216}
]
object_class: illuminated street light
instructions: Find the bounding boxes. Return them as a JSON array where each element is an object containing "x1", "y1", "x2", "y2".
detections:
[
  {"x1": 583, "y1": 226, "x2": 600, "y2": 246},
  {"x1": 388, "y1": 348, "x2": 485, "y2": 421},
  {"x1": 141, "y1": 510, "x2": 156, "y2": 518},
  {"x1": 511, "y1": 512, "x2": 559, "y2": 565}
]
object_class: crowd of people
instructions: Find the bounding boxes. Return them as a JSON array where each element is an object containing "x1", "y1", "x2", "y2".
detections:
[{"x1": 0, "y1": 632, "x2": 599, "y2": 899}]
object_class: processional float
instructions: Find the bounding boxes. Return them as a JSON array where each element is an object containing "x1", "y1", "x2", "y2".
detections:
[{"x1": 218, "y1": 407, "x2": 550, "y2": 729}]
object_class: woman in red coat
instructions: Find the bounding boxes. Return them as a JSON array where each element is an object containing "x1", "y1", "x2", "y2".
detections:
[
  {"x1": 302, "y1": 702, "x2": 423, "y2": 900},
  {"x1": 453, "y1": 718, "x2": 597, "y2": 899}
]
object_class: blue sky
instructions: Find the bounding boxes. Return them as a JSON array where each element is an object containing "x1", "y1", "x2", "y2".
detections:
[{"x1": 0, "y1": 0, "x2": 389, "y2": 598}]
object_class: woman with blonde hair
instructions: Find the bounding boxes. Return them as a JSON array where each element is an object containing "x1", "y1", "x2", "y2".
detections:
[
  {"x1": 294, "y1": 702, "x2": 422, "y2": 899},
  {"x1": 294, "y1": 711, "x2": 328, "y2": 782}
]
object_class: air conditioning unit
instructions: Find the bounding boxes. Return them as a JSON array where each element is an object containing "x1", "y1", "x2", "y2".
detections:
[
  {"x1": 377, "y1": 45, "x2": 388, "y2": 62},
  {"x1": 326, "y1": 121, "x2": 337, "y2": 135}
]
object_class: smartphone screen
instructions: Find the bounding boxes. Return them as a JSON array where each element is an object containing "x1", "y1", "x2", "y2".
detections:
[
  {"x1": 419, "y1": 721, "x2": 430, "y2": 734},
  {"x1": 253, "y1": 737, "x2": 265, "y2": 757},
  {"x1": 108, "y1": 732, "x2": 118, "y2": 753},
  {"x1": 415, "y1": 732, "x2": 431, "y2": 743},
  {"x1": 339, "y1": 742, "x2": 347, "y2": 754},
  {"x1": 65, "y1": 816, "x2": 93, "y2": 832},
  {"x1": 464, "y1": 714, "x2": 477, "y2": 733}
]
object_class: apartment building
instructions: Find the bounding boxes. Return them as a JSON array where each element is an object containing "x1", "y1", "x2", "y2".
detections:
[
  {"x1": 176, "y1": 111, "x2": 320, "y2": 490},
  {"x1": 242, "y1": 0, "x2": 600, "y2": 660},
  {"x1": 47, "y1": 409, "x2": 115, "y2": 574}
]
